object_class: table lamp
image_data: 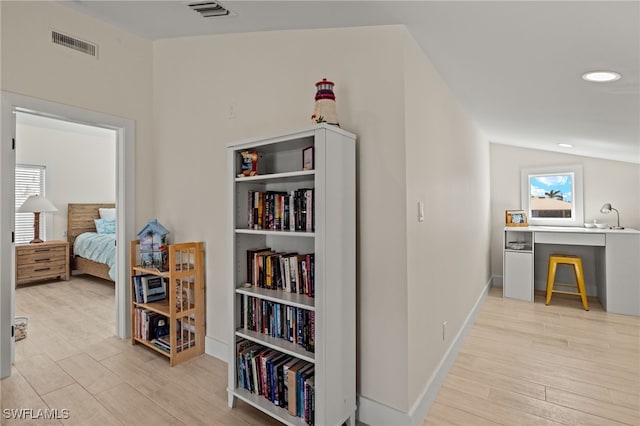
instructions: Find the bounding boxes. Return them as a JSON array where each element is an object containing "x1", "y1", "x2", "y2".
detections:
[
  {"x1": 17, "y1": 194, "x2": 58, "y2": 243},
  {"x1": 600, "y1": 203, "x2": 624, "y2": 230}
]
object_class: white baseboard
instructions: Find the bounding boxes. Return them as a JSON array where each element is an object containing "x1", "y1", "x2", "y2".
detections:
[
  {"x1": 492, "y1": 275, "x2": 503, "y2": 287},
  {"x1": 205, "y1": 335, "x2": 228, "y2": 362},
  {"x1": 357, "y1": 278, "x2": 492, "y2": 426}
]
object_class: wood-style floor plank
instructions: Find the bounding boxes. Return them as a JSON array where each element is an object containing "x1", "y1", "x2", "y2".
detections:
[{"x1": 424, "y1": 287, "x2": 640, "y2": 425}]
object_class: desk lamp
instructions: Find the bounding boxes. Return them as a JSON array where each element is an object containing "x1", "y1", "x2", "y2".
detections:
[
  {"x1": 17, "y1": 194, "x2": 58, "y2": 243},
  {"x1": 600, "y1": 203, "x2": 624, "y2": 230}
]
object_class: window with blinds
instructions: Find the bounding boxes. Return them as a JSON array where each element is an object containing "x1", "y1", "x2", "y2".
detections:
[{"x1": 15, "y1": 164, "x2": 46, "y2": 244}]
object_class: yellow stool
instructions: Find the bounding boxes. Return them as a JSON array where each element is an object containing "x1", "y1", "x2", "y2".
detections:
[{"x1": 546, "y1": 254, "x2": 589, "y2": 310}]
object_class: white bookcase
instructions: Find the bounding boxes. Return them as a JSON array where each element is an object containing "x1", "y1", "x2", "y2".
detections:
[{"x1": 227, "y1": 124, "x2": 356, "y2": 426}]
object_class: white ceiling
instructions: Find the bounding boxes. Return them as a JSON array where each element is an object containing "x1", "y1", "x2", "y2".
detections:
[{"x1": 60, "y1": 1, "x2": 640, "y2": 164}]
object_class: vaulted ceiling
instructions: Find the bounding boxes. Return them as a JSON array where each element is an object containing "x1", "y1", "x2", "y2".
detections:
[{"x1": 61, "y1": 1, "x2": 640, "y2": 163}]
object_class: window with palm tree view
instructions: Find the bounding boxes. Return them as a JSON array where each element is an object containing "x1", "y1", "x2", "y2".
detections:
[
  {"x1": 529, "y1": 173, "x2": 574, "y2": 218},
  {"x1": 521, "y1": 165, "x2": 583, "y2": 227}
]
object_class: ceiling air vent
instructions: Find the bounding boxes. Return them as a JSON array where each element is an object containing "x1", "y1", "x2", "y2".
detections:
[
  {"x1": 51, "y1": 30, "x2": 98, "y2": 58},
  {"x1": 188, "y1": 1, "x2": 231, "y2": 17}
]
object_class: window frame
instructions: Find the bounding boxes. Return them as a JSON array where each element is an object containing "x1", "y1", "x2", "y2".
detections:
[
  {"x1": 15, "y1": 164, "x2": 46, "y2": 244},
  {"x1": 520, "y1": 164, "x2": 584, "y2": 227}
]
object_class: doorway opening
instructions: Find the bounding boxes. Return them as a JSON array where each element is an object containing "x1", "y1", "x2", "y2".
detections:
[
  {"x1": 14, "y1": 112, "x2": 118, "y2": 365},
  {"x1": 1, "y1": 92, "x2": 135, "y2": 379}
]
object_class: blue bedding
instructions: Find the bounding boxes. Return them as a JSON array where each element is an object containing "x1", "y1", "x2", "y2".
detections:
[{"x1": 74, "y1": 232, "x2": 116, "y2": 281}]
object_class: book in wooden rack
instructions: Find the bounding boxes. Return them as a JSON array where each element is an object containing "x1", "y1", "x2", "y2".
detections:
[{"x1": 130, "y1": 240, "x2": 204, "y2": 366}]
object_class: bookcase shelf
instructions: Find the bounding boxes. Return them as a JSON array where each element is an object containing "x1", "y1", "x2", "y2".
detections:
[
  {"x1": 236, "y1": 286, "x2": 315, "y2": 311},
  {"x1": 227, "y1": 124, "x2": 356, "y2": 426},
  {"x1": 235, "y1": 229, "x2": 316, "y2": 238},
  {"x1": 130, "y1": 240, "x2": 205, "y2": 366},
  {"x1": 235, "y1": 170, "x2": 316, "y2": 183},
  {"x1": 235, "y1": 328, "x2": 316, "y2": 363}
]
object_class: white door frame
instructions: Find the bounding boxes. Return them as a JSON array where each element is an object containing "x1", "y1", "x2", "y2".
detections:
[{"x1": 0, "y1": 91, "x2": 135, "y2": 378}]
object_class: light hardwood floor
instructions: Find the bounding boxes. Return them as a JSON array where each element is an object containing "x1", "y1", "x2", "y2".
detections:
[
  {"x1": 2, "y1": 278, "x2": 638, "y2": 425},
  {"x1": 424, "y1": 287, "x2": 640, "y2": 426},
  {"x1": 1, "y1": 275, "x2": 281, "y2": 426}
]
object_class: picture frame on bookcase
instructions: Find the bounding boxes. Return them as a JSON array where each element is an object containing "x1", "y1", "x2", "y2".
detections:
[
  {"x1": 302, "y1": 146, "x2": 314, "y2": 171},
  {"x1": 506, "y1": 209, "x2": 528, "y2": 227}
]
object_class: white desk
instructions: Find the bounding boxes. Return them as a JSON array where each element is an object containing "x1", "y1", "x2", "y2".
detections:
[{"x1": 503, "y1": 226, "x2": 640, "y2": 316}]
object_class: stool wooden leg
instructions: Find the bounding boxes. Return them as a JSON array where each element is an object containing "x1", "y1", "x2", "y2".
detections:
[
  {"x1": 546, "y1": 259, "x2": 557, "y2": 305},
  {"x1": 573, "y1": 261, "x2": 589, "y2": 311}
]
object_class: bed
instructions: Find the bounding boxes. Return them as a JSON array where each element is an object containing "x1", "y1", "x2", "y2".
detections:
[{"x1": 67, "y1": 203, "x2": 116, "y2": 282}]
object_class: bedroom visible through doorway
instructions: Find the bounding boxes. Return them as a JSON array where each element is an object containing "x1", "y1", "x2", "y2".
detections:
[
  {"x1": 14, "y1": 112, "x2": 117, "y2": 364},
  {"x1": 1, "y1": 92, "x2": 135, "y2": 380}
]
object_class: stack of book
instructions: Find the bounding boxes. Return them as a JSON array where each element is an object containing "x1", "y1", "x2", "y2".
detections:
[
  {"x1": 236, "y1": 339, "x2": 315, "y2": 424},
  {"x1": 133, "y1": 308, "x2": 168, "y2": 341},
  {"x1": 246, "y1": 248, "x2": 315, "y2": 297},
  {"x1": 152, "y1": 330, "x2": 196, "y2": 354},
  {"x1": 247, "y1": 188, "x2": 314, "y2": 232},
  {"x1": 240, "y1": 296, "x2": 315, "y2": 353}
]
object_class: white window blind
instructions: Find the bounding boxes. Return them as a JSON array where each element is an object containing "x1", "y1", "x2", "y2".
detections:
[{"x1": 15, "y1": 164, "x2": 46, "y2": 244}]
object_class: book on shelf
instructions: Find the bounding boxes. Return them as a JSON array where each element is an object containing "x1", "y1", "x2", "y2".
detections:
[
  {"x1": 305, "y1": 377, "x2": 315, "y2": 425},
  {"x1": 141, "y1": 275, "x2": 167, "y2": 303},
  {"x1": 134, "y1": 308, "x2": 168, "y2": 341},
  {"x1": 245, "y1": 249, "x2": 315, "y2": 297},
  {"x1": 296, "y1": 363, "x2": 314, "y2": 419},
  {"x1": 266, "y1": 352, "x2": 289, "y2": 404},
  {"x1": 237, "y1": 339, "x2": 263, "y2": 392},
  {"x1": 133, "y1": 275, "x2": 143, "y2": 303},
  {"x1": 274, "y1": 354, "x2": 293, "y2": 407},
  {"x1": 246, "y1": 188, "x2": 315, "y2": 232},
  {"x1": 153, "y1": 329, "x2": 196, "y2": 353},
  {"x1": 235, "y1": 338, "x2": 314, "y2": 421},
  {"x1": 283, "y1": 358, "x2": 304, "y2": 411},
  {"x1": 242, "y1": 296, "x2": 315, "y2": 352}
]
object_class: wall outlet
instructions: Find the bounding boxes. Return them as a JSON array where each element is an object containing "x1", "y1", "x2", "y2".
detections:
[{"x1": 442, "y1": 321, "x2": 447, "y2": 341}]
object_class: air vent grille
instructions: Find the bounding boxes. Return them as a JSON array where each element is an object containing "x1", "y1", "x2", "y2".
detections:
[
  {"x1": 51, "y1": 30, "x2": 97, "y2": 57},
  {"x1": 188, "y1": 1, "x2": 230, "y2": 17}
]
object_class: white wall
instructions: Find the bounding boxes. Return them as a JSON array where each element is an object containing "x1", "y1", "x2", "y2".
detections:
[
  {"x1": 16, "y1": 114, "x2": 116, "y2": 241},
  {"x1": 0, "y1": 1, "x2": 153, "y2": 226},
  {"x1": 403, "y1": 32, "x2": 491, "y2": 408},
  {"x1": 153, "y1": 25, "x2": 412, "y2": 411},
  {"x1": 490, "y1": 143, "x2": 640, "y2": 279}
]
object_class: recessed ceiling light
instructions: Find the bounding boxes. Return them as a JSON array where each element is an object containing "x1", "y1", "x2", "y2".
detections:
[
  {"x1": 582, "y1": 71, "x2": 621, "y2": 82},
  {"x1": 558, "y1": 143, "x2": 573, "y2": 148}
]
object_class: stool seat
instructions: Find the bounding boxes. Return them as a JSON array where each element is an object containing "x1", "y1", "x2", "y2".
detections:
[{"x1": 546, "y1": 254, "x2": 589, "y2": 310}]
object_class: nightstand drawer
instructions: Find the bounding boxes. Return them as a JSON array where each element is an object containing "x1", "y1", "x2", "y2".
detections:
[
  {"x1": 16, "y1": 244, "x2": 66, "y2": 256},
  {"x1": 17, "y1": 251, "x2": 67, "y2": 266},
  {"x1": 17, "y1": 263, "x2": 67, "y2": 282}
]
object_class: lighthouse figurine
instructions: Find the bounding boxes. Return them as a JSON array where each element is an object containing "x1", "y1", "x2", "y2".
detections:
[{"x1": 311, "y1": 78, "x2": 339, "y2": 126}]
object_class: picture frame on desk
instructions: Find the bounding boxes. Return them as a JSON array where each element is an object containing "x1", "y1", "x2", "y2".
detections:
[
  {"x1": 506, "y1": 210, "x2": 528, "y2": 227},
  {"x1": 302, "y1": 146, "x2": 314, "y2": 171}
]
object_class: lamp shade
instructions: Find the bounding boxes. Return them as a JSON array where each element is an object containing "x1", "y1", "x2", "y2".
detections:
[
  {"x1": 17, "y1": 194, "x2": 58, "y2": 213},
  {"x1": 600, "y1": 203, "x2": 612, "y2": 214}
]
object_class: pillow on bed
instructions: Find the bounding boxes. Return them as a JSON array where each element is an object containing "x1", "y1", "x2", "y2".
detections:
[
  {"x1": 94, "y1": 218, "x2": 116, "y2": 234},
  {"x1": 99, "y1": 208, "x2": 116, "y2": 220}
]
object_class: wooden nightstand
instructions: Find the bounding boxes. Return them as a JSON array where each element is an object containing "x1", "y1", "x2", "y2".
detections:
[{"x1": 15, "y1": 240, "x2": 70, "y2": 285}]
